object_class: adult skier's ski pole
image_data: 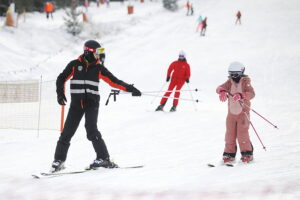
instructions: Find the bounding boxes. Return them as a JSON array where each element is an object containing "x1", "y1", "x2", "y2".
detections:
[
  {"x1": 244, "y1": 112, "x2": 267, "y2": 151},
  {"x1": 150, "y1": 82, "x2": 167, "y2": 104},
  {"x1": 226, "y1": 91, "x2": 278, "y2": 129},
  {"x1": 105, "y1": 90, "x2": 120, "y2": 105},
  {"x1": 142, "y1": 89, "x2": 199, "y2": 94},
  {"x1": 186, "y1": 83, "x2": 198, "y2": 111},
  {"x1": 143, "y1": 93, "x2": 199, "y2": 103}
]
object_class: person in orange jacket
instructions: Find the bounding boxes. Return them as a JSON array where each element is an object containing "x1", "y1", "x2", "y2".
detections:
[
  {"x1": 44, "y1": 2, "x2": 54, "y2": 19},
  {"x1": 236, "y1": 11, "x2": 242, "y2": 25},
  {"x1": 156, "y1": 51, "x2": 191, "y2": 112}
]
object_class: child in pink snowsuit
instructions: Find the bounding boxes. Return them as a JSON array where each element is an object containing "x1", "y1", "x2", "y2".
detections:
[{"x1": 216, "y1": 62, "x2": 255, "y2": 163}]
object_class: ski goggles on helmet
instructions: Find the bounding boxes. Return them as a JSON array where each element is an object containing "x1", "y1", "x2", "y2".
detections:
[
  {"x1": 229, "y1": 71, "x2": 243, "y2": 78},
  {"x1": 84, "y1": 46, "x2": 105, "y2": 55}
]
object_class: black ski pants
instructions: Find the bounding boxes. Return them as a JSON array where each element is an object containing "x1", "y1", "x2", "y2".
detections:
[{"x1": 54, "y1": 99, "x2": 109, "y2": 161}]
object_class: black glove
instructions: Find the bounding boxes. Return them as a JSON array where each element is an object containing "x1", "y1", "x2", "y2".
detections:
[
  {"x1": 127, "y1": 85, "x2": 142, "y2": 96},
  {"x1": 57, "y1": 94, "x2": 67, "y2": 105},
  {"x1": 186, "y1": 79, "x2": 189, "y2": 83},
  {"x1": 166, "y1": 77, "x2": 170, "y2": 82}
]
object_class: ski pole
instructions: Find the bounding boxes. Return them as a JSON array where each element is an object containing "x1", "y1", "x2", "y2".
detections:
[
  {"x1": 240, "y1": 102, "x2": 278, "y2": 129},
  {"x1": 142, "y1": 89, "x2": 199, "y2": 94},
  {"x1": 244, "y1": 112, "x2": 267, "y2": 151},
  {"x1": 105, "y1": 89, "x2": 120, "y2": 105},
  {"x1": 143, "y1": 93, "x2": 199, "y2": 103},
  {"x1": 150, "y1": 82, "x2": 167, "y2": 104},
  {"x1": 186, "y1": 83, "x2": 198, "y2": 111},
  {"x1": 226, "y1": 91, "x2": 278, "y2": 129}
]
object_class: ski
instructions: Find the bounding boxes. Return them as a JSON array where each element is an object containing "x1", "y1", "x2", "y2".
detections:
[
  {"x1": 207, "y1": 163, "x2": 234, "y2": 167},
  {"x1": 32, "y1": 165, "x2": 144, "y2": 179}
]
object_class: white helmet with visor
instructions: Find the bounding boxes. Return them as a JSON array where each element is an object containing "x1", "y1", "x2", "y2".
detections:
[{"x1": 228, "y1": 62, "x2": 245, "y2": 78}]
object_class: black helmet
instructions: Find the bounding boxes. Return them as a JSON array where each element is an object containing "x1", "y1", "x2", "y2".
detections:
[
  {"x1": 83, "y1": 40, "x2": 102, "y2": 63},
  {"x1": 84, "y1": 40, "x2": 101, "y2": 53}
]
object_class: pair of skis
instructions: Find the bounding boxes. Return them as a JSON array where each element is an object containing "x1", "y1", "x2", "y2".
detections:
[
  {"x1": 32, "y1": 165, "x2": 144, "y2": 179},
  {"x1": 207, "y1": 160, "x2": 254, "y2": 168}
]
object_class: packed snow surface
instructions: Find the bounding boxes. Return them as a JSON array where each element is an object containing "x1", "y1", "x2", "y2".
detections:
[{"x1": 0, "y1": 0, "x2": 300, "y2": 199}]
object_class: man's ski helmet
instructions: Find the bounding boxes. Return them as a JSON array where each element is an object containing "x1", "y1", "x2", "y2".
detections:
[
  {"x1": 84, "y1": 40, "x2": 101, "y2": 54},
  {"x1": 179, "y1": 50, "x2": 186, "y2": 60},
  {"x1": 83, "y1": 40, "x2": 105, "y2": 63},
  {"x1": 228, "y1": 62, "x2": 245, "y2": 78}
]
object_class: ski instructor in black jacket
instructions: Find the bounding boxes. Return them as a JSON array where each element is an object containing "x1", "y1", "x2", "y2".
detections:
[{"x1": 51, "y1": 40, "x2": 141, "y2": 172}]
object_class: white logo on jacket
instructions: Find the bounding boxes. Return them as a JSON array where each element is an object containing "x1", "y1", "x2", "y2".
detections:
[{"x1": 78, "y1": 66, "x2": 83, "y2": 71}]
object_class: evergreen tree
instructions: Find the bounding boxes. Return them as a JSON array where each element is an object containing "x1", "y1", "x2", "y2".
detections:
[
  {"x1": 64, "y1": 2, "x2": 82, "y2": 36},
  {"x1": 163, "y1": 0, "x2": 178, "y2": 11}
]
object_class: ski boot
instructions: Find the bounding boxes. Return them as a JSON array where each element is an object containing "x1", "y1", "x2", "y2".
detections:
[
  {"x1": 155, "y1": 104, "x2": 165, "y2": 111},
  {"x1": 170, "y1": 106, "x2": 177, "y2": 112},
  {"x1": 223, "y1": 155, "x2": 235, "y2": 163},
  {"x1": 88, "y1": 158, "x2": 119, "y2": 170},
  {"x1": 50, "y1": 160, "x2": 65, "y2": 173},
  {"x1": 241, "y1": 154, "x2": 253, "y2": 163}
]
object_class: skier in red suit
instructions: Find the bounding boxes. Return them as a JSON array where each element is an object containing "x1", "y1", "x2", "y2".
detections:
[{"x1": 156, "y1": 51, "x2": 191, "y2": 112}]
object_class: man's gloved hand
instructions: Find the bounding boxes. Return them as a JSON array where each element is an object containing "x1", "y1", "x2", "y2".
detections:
[
  {"x1": 166, "y1": 77, "x2": 170, "y2": 82},
  {"x1": 127, "y1": 85, "x2": 142, "y2": 96},
  {"x1": 186, "y1": 79, "x2": 189, "y2": 83},
  {"x1": 57, "y1": 94, "x2": 67, "y2": 105}
]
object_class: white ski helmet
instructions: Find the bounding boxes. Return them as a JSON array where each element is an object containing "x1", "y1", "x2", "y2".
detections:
[
  {"x1": 228, "y1": 62, "x2": 245, "y2": 78},
  {"x1": 179, "y1": 50, "x2": 186, "y2": 59}
]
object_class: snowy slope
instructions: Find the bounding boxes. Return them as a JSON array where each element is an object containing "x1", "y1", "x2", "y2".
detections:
[{"x1": 0, "y1": 0, "x2": 300, "y2": 199}]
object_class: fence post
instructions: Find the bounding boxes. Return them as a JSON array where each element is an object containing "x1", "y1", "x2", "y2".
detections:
[{"x1": 37, "y1": 75, "x2": 43, "y2": 138}]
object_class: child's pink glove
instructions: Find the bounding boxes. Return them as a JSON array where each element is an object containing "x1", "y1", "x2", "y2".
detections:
[
  {"x1": 233, "y1": 93, "x2": 246, "y2": 101},
  {"x1": 219, "y1": 91, "x2": 227, "y2": 102}
]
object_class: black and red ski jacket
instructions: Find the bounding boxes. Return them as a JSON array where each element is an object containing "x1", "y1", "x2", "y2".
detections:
[{"x1": 56, "y1": 55, "x2": 131, "y2": 102}]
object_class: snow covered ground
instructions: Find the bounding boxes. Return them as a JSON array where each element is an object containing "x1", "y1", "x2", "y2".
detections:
[{"x1": 0, "y1": 0, "x2": 300, "y2": 199}]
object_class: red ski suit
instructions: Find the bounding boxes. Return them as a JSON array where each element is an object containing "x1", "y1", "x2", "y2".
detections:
[{"x1": 160, "y1": 60, "x2": 191, "y2": 106}]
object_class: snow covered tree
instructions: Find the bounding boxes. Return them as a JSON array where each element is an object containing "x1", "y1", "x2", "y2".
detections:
[
  {"x1": 64, "y1": 2, "x2": 82, "y2": 36},
  {"x1": 163, "y1": 0, "x2": 178, "y2": 11}
]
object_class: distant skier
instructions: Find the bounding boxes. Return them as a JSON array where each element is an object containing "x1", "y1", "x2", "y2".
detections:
[
  {"x1": 235, "y1": 11, "x2": 242, "y2": 25},
  {"x1": 83, "y1": 0, "x2": 89, "y2": 12},
  {"x1": 200, "y1": 17, "x2": 207, "y2": 36},
  {"x1": 196, "y1": 15, "x2": 203, "y2": 32},
  {"x1": 106, "y1": 0, "x2": 110, "y2": 7},
  {"x1": 186, "y1": 1, "x2": 191, "y2": 16},
  {"x1": 51, "y1": 40, "x2": 141, "y2": 172},
  {"x1": 190, "y1": 3, "x2": 194, "y2": 15},
  {"x1": 216, "y1": 62, "x2": 255, "y2": 164},
  {"x1": 44, "y1": 2, "x2": 54, "y2": 19},
  {"x1": 155, "y1": 51, "x2": 191, "y2": 112}
]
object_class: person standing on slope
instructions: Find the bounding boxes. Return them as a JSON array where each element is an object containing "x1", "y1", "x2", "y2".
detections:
[
  {"x1": 186, "y1": 1, "x2": 191, "y2": 16},
  {"x1": 44, "y1": 1, "x2": 54, "y2": 19},
  {"x1": 235, "y1": 11, "x2": 242, "y2": 25},
  {"x1": 196, "y1": 15, "x2": 203, "y2": 32},
  {"x1": 216, "y1": 62, "x2": 255, "y2": 164},
  {"x1": 51, "y1": 40, "x2": 141, "y2": 172},
  {"x1": 156, "y1": 51, "x2": 190, "y2": 112},
  {"x1": 200, "y1": 17, "x2": 207, "y2": 36}
]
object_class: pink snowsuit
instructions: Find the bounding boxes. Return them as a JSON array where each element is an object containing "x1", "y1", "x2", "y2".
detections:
[{"x1": 216, "y1": 76, "x2": 255, "y2": 156}]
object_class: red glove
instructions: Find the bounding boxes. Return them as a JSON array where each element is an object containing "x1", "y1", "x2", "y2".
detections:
[
  {"x1": 233, "y1": 93, "x2": 245, "y2": 101},
  {"x1": 219, "y1": 91, "x2": 227, "y2": 102}
]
